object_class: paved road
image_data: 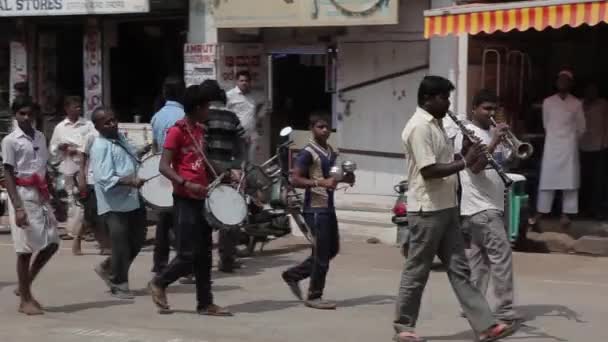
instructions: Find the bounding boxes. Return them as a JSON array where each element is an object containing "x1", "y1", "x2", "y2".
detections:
[{"x1": 0, "y1": 230, "x2": 604, "y2": 342}]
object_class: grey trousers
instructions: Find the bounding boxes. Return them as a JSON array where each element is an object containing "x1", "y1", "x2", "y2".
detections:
[
  {"x1": 394, "y1": 207, "x2": 496, "y2": 334},
  {"x1": 463, "y1": 210, "x2": 518, "y2": 321}
]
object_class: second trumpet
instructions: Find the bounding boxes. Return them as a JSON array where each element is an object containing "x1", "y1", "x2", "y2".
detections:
[{"x1": 490, "y1": 116, "x2": 534, "y2": 160}]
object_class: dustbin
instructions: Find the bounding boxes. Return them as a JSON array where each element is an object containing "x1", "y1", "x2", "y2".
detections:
[{"x1": 505, "y1": 173, "x2": 528, "y2": 243}]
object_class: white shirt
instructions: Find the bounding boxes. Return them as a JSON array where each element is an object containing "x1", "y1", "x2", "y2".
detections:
[
  {"x1": 1, "y1": 125, "x2": 49, "y2": 178},
  {"x1": 402, "y1": 107, "x2": 458, "y2": 212},
  {"x1": 49, "y1": 117, "x2": 96, "y2": 175},
  {"x1": 454, "y1": 123, "x2": 506, "y2": 216},
  {"x1": 80, "y1": 130, "x2": 100, "y2": 185},
  {"x1": 226, "y1": 86, "x2": 259, "y2": 138}
]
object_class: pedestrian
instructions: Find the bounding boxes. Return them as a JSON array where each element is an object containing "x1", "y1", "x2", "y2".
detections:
[
  {"x1": 281, "y1": 115, "x2": 354, "y2": 310},
  {"x1": 201, "y1": 79, "x2": 247, "y2": 273},
  {"x1": 150, "y1": 75, "x2": 186, "y2": 277},
  {"x1": 2, "y1": 96, "x2": 60, "y2": 315},
  {"x1": 393, "y1": 76, "x2": 517, "y2": 342},
  {"x1": 455, "y1": 89, "x2": 522, "y2": 323},
  {"x1": 148, "y1": 84, "x2": 232, "y2": 316},
  {"x1": 77, "y1": 127, "x2": 111, "y2": 256},
  {"x1": 529, "y1": 70, "x2": 586, "y2": 229},
  {"x1": 49, "y1": 96, "x2": 95, "y2": 243},
  {"x1": 90, "y1": 107, "x2": 147, "y2": 300},
  {"x1": 579, "y1": 82, "x2": 608, "y2": 219},
  {"x1": 226, "y1": 70, "x2": 266, "y2": 162}
]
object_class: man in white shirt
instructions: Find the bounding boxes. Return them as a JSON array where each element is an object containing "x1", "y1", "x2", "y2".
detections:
[
  {"x1": 226, "y1": 70, "x2": 265, "y2": 162},
  {"x1": 49, "y1": 96, "x2": 95, "y2": 244},
  {"x1": 530, "y1": 70, "x2": 585, "y2": 229},
  {"x1": 455, "y1": 89, "x2": 520, "y2": 324},
  {"x1": 394, "y1": 76, "x2": 517, "y2": 342},
  {"x1": 579, "y1": 82, "x2": 608, "y2": 219}
]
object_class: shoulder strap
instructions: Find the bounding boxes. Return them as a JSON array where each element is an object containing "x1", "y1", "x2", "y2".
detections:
[{"x1": 181, "y1": 124, "x2": 219, "y2": 179}]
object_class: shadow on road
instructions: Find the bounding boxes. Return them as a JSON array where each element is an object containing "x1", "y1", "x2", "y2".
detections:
[
  {"x1": 516, "y1": 304, "x2": 586, "y2": 323},
  {"x1": 225, "y1": 295, "x2": 395, "y2": 313},
  {"x1": 45, "y1": 300, "x2": 133, "y2": 313},
  {"x1": 0, "y1": 281, "x2": 15, "y2": 292}
]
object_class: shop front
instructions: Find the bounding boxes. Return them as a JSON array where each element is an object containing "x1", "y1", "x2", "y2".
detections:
[{"x1": 424, "y1": 0, "x2": 608, "y2": 214}]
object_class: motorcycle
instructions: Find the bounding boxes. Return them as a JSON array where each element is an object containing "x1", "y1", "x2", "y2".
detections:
[{"x1": 392, "y1": 180, "x2": 408, "y2": 256}]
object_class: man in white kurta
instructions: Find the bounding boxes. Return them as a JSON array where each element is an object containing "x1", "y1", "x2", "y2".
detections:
[
  {"x1": 534, "y1": 71, "x2": 585, "y2": 227},
  {"x1": 2, "y1": 96, "x2": 60, "y2": 315}
]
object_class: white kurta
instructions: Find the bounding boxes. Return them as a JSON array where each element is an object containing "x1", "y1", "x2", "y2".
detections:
[{"x1": 539, "y1": 94, "x2": 586, "y2": 190}]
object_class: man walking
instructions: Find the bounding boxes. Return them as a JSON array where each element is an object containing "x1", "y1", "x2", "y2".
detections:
[
  {"x1": 201, "y1": 79, "x2": 246, "y2": 273},
  {"x1": 90, "y1": 107, "x2": 147, "y2": 299},
  {"x1": 3, "y1": 96, "x2": 60, "y2": 315},
  {"x1": 529, "y1": 70, "x2": 585, "y2": 229},
  {"x1": 150, "y1": 75, "x2": 186, "y2": 276},
  {"x1": 455, "y1": 89, "x2": 521, "y2": 323},
  {"x1": 148, "y1": 84, "x2": 232, "y2": 316},
  {"x1": 393, "y1": 76, "x2": 517, "y2": 342}
]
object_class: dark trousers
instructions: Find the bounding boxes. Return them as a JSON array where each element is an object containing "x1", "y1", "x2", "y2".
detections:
[
  {"x1": 103, "y1": 208, "x2": 146, "y2": 286},
  {"x1": 84, "y1": 186, "x2": 110, "y2": 249},
  {"x1": 218, "y1": 227, "x2": 240, "y2": 269},
  {"x1": 155, "y1": 195, "x2": 213, "y2": 309},
  {"x1": 580, "y1": 149, "x2": 608, "y2": 216},
  {"x1": 284, "y1": 212, "x2": 339, "y2": 300},
  {"x1": 152, "y1": 211, "x2": 173, "y2": 273}
]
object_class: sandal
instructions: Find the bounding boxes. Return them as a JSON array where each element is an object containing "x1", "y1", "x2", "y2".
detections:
[
  {"x1": 393, "y1": 332, "x2": 425, "y2": 342},
  {"x1": 479, "y1": 322, "x2": 519, "y2": 342}
]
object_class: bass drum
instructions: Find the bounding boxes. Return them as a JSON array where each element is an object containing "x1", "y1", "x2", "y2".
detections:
[
  {"x1": 204, "y1": 184, "x2": 248, "y2": 230},
  {"x1": 138, "y1": 153, "x2": 173, "y2": 211}
]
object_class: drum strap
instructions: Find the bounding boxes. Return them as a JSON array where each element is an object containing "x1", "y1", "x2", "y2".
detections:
[{"x1": 182, "y1": 124, "x2": 219, "y2": 179}]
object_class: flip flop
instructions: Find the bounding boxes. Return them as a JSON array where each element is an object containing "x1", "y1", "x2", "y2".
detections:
[
  {"x1": 393, "y1": 332, "x2": 426, "y2": 342},
  {"x1": 479, "y1": 322, "x2": 520, "y2": 342}
]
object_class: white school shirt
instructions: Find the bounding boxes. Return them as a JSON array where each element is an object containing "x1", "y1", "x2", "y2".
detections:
[
  {"x1": 49, "y1": 117, "x2": 96, "y2": 176},
  {"x1": 1, "y1": 125, "x2": 49, "y2": 178}
]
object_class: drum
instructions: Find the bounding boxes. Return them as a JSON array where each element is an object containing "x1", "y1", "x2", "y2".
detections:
[
  {"x1": 137, "y1": 153, "x2": 173, "y2": 211},
  {"x1": 204, "y1": 184, "x2": 248, "y2": 229}
]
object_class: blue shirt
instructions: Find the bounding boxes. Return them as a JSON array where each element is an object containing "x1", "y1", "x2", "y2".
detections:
[
  {"x1": 295, "y1": 141, "x2": 338, "y2": 213},
  {"x1": 90, "y1": 133, "x2": 141, "y2": 215},
  {"x1": 151, "y1": 101, "x2": 185, "y2": 150}
]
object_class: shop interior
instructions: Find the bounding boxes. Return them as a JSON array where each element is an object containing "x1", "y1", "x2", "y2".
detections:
[
  {"x1": 110, "y1": 18, "x2": 186, "y2": 122},
  {"x1": 269, "y1": 53, "x2": 332, "y2": 149},
  {"x1": 468, "y1": 22, "x2": 608, "y2": 214}
]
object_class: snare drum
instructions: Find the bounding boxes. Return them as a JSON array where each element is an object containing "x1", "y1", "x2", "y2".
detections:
[
  {"x1": 137, "y1": 153, "x2": 173, "y2": 211},
  {"x1": 204, "y1": 184, "x2": 248, "y2": 229}
]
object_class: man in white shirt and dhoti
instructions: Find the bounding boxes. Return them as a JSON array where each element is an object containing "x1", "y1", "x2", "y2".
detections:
[
  {"x1": 530, "y1": 70, "x2": 586, "y2": 229},
  {"x1": 2, "y1": 96, "x2": 60, "y2": 315}
]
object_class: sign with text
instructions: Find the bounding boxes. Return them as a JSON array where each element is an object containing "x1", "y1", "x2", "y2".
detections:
[
  {"x1": 213, "y1": 0, "x2": 398, "y2": 28},
  {"x1": 9, "y1": 41, "x2": 27, "y2": 106},
  {"x1": 83, "y1": 25, "x2": 102, "y2": 119},
  {"x1": 184, "y1": 43, "x2": 217, "y2": 87},
  {"x1": 0, "y1": 0, "x2": 149, "y2": 17},
  {"x1": 217, "y1": 43, "x2": 265, "y2": 94}
]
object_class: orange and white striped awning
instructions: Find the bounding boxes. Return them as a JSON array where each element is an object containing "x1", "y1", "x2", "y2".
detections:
[{"x1": 424, "y1": 0, "x2": 608, "y2": 38}]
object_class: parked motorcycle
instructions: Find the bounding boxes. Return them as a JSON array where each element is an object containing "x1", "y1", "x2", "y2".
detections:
[{"x1": 392, "y1": 180, "x2": 408, "y2": 256}]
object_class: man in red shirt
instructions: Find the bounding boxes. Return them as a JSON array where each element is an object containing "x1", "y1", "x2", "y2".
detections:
[{"x1": 148, "y1": 84, "x2": 232, "y2": 317}]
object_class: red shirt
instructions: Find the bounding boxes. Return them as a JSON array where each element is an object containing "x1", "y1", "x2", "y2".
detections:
[{"x1": 163, "y1": 119, "x2": 209, "y2": 199}]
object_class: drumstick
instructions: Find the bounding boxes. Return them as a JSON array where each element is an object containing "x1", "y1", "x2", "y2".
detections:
[{"x1": 142, "y1": 174, "x2": 162, "y2": 184}]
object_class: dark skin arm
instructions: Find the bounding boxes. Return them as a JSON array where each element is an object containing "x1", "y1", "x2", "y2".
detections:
[
  {"x1": 3, "y1": 165, "x2": 27, "y2": 228},
  {"x1": 78, "y1": 152, "x2": 89, "y2": 196},
  {"x1": 421, "y1": 139, "x2": 485, "y2": 179},
  {"x1": 291, "y1": 166, "x2": 337, "y2": 190},
  {"x1": 159, "y1": 147, "x2": 206, "y2": 196}
]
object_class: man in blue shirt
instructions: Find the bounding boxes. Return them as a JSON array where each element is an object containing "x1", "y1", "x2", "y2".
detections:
[
  {"x1": 90, "y1": 107, "x2": 146, "y2": 300},
  {"x1": 150, "y1": 76, "x2": 185, "y2": 276}
]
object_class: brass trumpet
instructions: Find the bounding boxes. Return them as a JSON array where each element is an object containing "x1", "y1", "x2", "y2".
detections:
[{"x1": 489, "y1": 115, "x2": 534, "y2": 160}]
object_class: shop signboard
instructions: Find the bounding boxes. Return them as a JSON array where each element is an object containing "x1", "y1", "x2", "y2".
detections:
[
  {"x1": 83, "y1": 24, "x2": 102, "y2": 119},
  {"x1": 213, "y1": 0, "x2": 398, "y2": 28},
  {"x1": 9, "y1": 41, "x2": 26, "y2": 106},
  {"x1": 0, "y1": 0, "x2": 149, "y2": 17},
  {"x1": 184, "y1": 43, "x2": 217, "y2": 87}
]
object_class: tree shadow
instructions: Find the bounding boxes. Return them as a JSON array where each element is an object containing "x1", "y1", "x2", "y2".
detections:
[{"x1": 45, "y1": 300, "x2": 133, "y2": 313}]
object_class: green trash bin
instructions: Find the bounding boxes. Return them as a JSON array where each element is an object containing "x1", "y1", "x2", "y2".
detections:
[{"x1": 505, "y1": 173, "x2": 528, "y2": 243}]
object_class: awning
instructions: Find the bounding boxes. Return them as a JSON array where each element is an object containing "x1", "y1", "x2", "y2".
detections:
[{"x1": 424, "y1": 0, "x2": 608, "y2": 38}]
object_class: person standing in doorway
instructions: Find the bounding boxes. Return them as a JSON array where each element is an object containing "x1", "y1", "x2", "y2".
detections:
[
  {"x1": 226, "y1": 70, "x2": 265, "y2": 162},
  {"x1": 49, "y1": 96, "x2": 95, "y2": 245},
  {"x1": 200, "y1": 79, "x2": 247, "y2": 273},
  {"x1": 150, "y1": 76, "x2": 186, "y2": 277},
  {"x1": 455, "y1": 89, "x2": 522, "y2": 324},
  {"x1": 2, "y1": 96, "x2": 60, "y2": 315},
  {"x1": 148, "y1": 85, "x2": 232, "y2": 316},
  {"x1": 393, "y1": 76, "x2": 517, "y2": 342},
  {"x1": 579, "y1": 82, "x2": 608, "y2": 219},
  {"x1": 529, "y1": 70, "x2": 585, "y2": 230},
  {"x1": 90, "y1": 107, "x2": 147, "y2": 300}
]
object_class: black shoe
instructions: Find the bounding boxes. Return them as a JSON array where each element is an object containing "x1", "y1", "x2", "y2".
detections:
[
  {"x1": 281, "y1": 272, "x2": 302, "y2": 300},
  {"x1": 110, "y1": 288, "x2": 135, "y2": 300},
  {"x1": 179, "y1": 275, "x2": 196, "y2": 284},
  {"x1": 304, "y1": 298, "x2": 337, "y2": 310}
]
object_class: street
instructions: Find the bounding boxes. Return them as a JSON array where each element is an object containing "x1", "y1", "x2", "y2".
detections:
[{"x1": 0, "y1": 230, "x2": 604, "y2": 342}]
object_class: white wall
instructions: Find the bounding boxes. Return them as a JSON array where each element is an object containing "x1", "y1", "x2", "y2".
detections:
[{"x1": 334, "y1": 0, "x2": 431, "y2": 195}]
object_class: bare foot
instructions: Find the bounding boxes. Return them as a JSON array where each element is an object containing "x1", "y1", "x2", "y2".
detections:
[
  {"x1": 14, "y1": 287, "x2": 20, "y2": 297},
  {"x1": 560, "y1": 215, "x2": 571, "y2": 230},
  {"x1": 19, "y1": 301, "x2": 44, "y2": 315}
]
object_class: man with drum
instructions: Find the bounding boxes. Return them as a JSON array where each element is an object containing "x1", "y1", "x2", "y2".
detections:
[
  {"x1": 90, "y1": 107, "x2": 147, "y2": 300},
  {"x1": 148, "y1": 84, "x2": 232, "y2": 316},
  {"x1": 200, "y1": 79, "x2": 247, "y2": 273},
  {"x1": 150, "y1": 75, "x2": 186, "y2": 276},
  {"x1": 281, "y1": 115, "x2": 354, "y2": 310}
]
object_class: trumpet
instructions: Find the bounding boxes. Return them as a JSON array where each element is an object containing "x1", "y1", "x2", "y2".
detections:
[{"x1": 489, "y1": 115, "x2": 534, "y2": 160}]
